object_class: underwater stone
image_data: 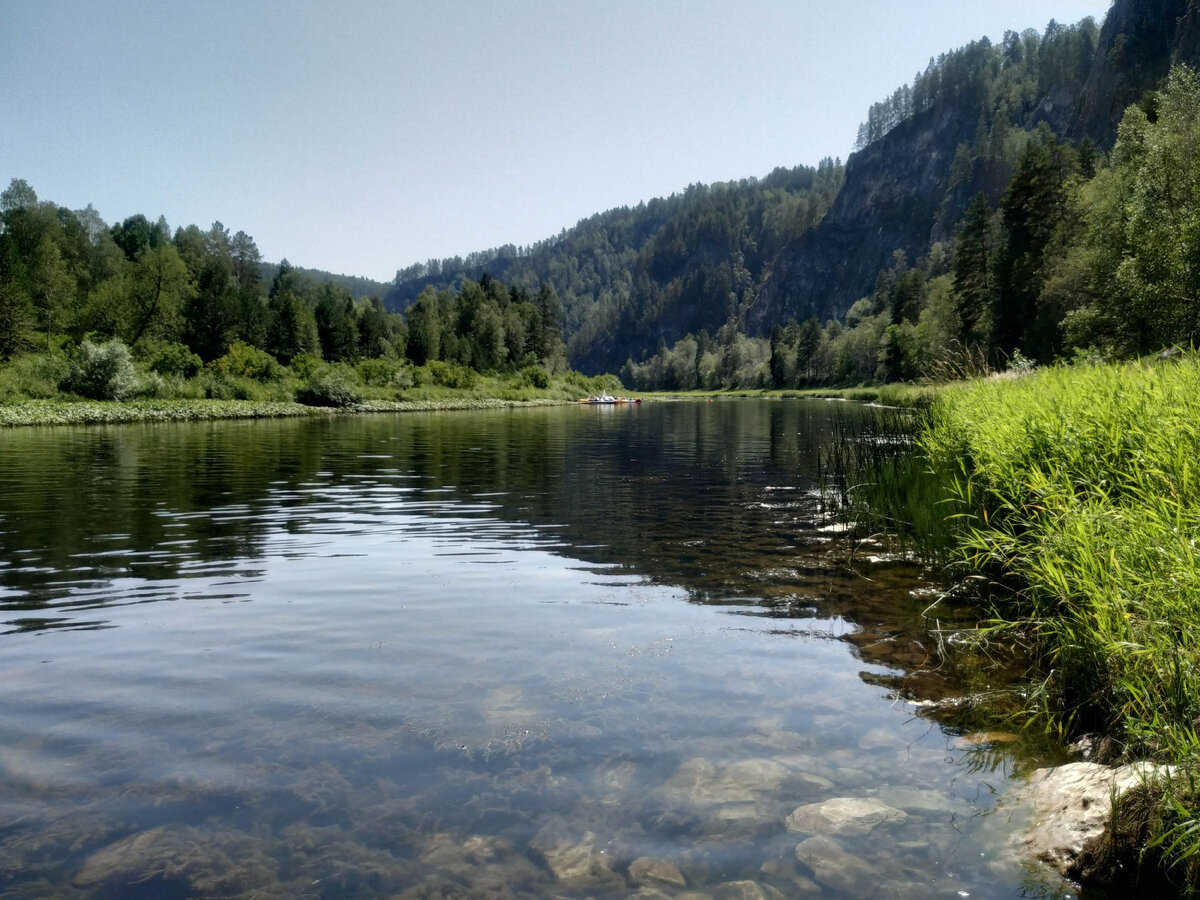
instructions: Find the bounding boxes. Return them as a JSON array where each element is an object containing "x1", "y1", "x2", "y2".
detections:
[
  {"x1": 628, "y1": 856, "x2": 687, "y2": 887},
  {"x1": 794, "y1": 834, "x2": 877, "y2": 894},
  {"x1": 711, "y1": 879, "x2": 789, "y2": 900},
  {"x1": 785, "y1": 796, "x2": 908, "y2": 835}
]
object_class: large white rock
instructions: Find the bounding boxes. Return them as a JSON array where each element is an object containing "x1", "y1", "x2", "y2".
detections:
[
  {"x1": 1017, "y1": 761, "x2": 1170, "y2": 875},
  {"x1": 785, "y1": 796, "x2": 908, "y2": 835}
]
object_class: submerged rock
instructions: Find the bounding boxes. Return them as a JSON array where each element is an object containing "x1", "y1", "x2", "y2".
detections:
[
  {"x1": 711, "y1": 879, "x2": 789, "y2": 900},
  {"x1": 628, "y1": 856, "x2": 687, "y2": 888},
  {"x1": 529, "y1": 823, "x2": 620, "y2": 888},
  {"x1": 663, "y1": 757, "x2": 790, "y2": 806},
  {"x1": 785, "y1": 796, "x2": 908, "y2": 836},
  {"x1": 793, "y1": 835, "x2": 877, "y2": 894},
  {"x1": 1016, "y1": 761, "x2": 1171, "y2": 876}
]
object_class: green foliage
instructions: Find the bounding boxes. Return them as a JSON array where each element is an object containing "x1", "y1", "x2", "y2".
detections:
[
  {"x1": 295, "y1": 365, "x2": 364, "y2": 407},
  {"x1": 145, "y1": 341, "x2": 203, "y2": 379},
  {"x1": 521, "y1": 365, "x2": 550, "y2": 389},
  {"x1": 425, "y1": 360, "x2": 478, "y2": 389},
  {"x1": 288, "y1": 352, "x2": 323, "y2": 380},
  {"x1": 356, "y1": 357, "x2": 406, "y2": 387},
  {"x1": 61, "y1": 339, "x2": 139, "y2": 400},
  {"x1": 0, "y1": 351, "x2": 69, "y2": 401},
  {"x1": 210, "y1": 341, "x2": 283, "y2": 382}
]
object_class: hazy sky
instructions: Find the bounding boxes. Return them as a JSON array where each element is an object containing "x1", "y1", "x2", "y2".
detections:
[{"x1": 4, "y1": 1, "x2": 1112, "y2": 282}]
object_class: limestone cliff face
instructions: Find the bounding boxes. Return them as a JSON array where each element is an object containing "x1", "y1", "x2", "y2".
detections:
[
  {"x1": 1067, "y1": 0, "x2": 1197, "y2": 148},
  {"x1": 750, "y1": 0, "x2": 1200, "y2": 333},
  {"x1": 748, "y1": 101, "x2": 975, "y2": 333}
]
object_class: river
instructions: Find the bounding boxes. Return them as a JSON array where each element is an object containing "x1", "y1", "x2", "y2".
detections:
[{"x1": 0, "y1": 400, "x2": 1074, "y2": 899}]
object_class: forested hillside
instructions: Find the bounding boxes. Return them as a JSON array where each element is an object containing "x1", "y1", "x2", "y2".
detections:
[{"x1": 383, "y1": 162, "x2": 844, "y2": 373}]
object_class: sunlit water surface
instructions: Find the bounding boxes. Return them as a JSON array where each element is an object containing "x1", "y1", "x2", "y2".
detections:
[{"x1": 0, "y1": 402, "x2": 1072, "y2": 899}]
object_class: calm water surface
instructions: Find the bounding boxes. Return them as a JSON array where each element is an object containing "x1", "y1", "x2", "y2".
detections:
[{"x1": 0, "y1": 401, "x2": 1071, "y2": 899}]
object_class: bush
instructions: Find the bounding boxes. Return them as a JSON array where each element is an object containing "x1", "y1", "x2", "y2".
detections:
[
  {"x1": 61, "y1": 339, "x2": 139, "y2": 400},
  {"x1": 521, "y1": 365, "x2": 550, "y2": 389},
  {"x1": 426, "y1": 360, "x2": 478, "y2": 389},
  {"x1": 211, "y1": 342, "x2": 283, "y2": 382},
  {"x1": 289, "y1": 352, "x2": 323, "y2": 380},
  {"x1": 202, "y1": 373, "x2": 258, "y2": 401},
  {"x1": 146, "y1": 342, "x2": 204, "y2": 379},
  {"x1": 0, "y1": 352, "x2": 70, "y2": 402},
  {"x1": 295, "y1": 365, "x2": 364, "y2": 407}
]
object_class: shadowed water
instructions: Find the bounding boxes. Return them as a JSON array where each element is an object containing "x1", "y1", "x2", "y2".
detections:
[{"x1": 0, "y1": 401, "x2": 1073, "y2": 898}]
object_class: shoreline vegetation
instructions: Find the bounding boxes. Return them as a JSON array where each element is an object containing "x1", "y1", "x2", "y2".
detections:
[{"x1": 837, "y1": 352, "x2": 1200, "y2": 892}]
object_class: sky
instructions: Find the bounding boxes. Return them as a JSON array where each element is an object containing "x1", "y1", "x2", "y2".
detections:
[{"x1": 3, "y1": 1, "x2": 1113, "y2": 283}]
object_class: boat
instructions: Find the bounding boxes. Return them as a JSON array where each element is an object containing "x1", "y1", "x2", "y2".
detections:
[{"x1": 578, "y1": 391, "x2": 642, "y2": 405}]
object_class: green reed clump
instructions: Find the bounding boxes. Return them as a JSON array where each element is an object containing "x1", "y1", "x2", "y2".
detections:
[
  {"x1": 819, "y1": 404, "x2": 958, "y2": 560},
  {"x1": 915, "y1": 354, "x2": 1200, "y2": 884}
]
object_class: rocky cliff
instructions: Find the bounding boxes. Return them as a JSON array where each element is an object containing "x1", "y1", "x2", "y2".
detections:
[
  {"x1": 751, "y1": 0, "x2": 1200, "y2": 334},
  {"x1": 747, "y1": 100, "x2": 976, "y2": 333},
  {"x1": 1067, "y1": 0, "x2": 1197, "y2": 147}
]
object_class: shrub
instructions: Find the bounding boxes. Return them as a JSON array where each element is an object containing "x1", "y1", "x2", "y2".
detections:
[
  {"x1": 0, "y1": 352, "x2": 70, "y2": 401},
  {"x1": 61, "y1": 339, "x2": 139, "y2": 400},
  {"x1": 202, "y1": 373, "x2": 257, "y2": 401},
  {"x1": 289, "y1": 352, "x2": 323, "y2": 380},
  {"x1": 295, "y1": 365, "x2": 364, "y2": 407},
  {"x1": 426, "y1": 360, "x2": 478, "y2": 389},
  {"x1": 146, "y1": 342, "x2": 204, "y2": 379},
  {"x1": 211, "y1": 342, "x2": 283, "y2": 382},
  {"x1": 521, "y1": 365, "x2": 550, "y2": 389}
]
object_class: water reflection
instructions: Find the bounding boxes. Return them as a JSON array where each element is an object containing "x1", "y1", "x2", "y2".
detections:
[{"x1": 0, "y1": 403, "x2": 1074, "y2": 899}]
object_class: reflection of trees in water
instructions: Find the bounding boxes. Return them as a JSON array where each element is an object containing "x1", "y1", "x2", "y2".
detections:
[
  {"x1": 0, "y1": 421, "x2": 327, "y2": 615},
  {"x1": 0, "y1": 403, "x2": 1027, "y2": 744}
]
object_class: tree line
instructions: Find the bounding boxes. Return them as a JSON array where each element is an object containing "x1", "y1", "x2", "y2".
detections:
[
  {"x1": 0, "y1": 184, "x2": 565, "y2": 379},
  {"x1": 624, "y1": 66, "x2": 1200, "y2": 390}
]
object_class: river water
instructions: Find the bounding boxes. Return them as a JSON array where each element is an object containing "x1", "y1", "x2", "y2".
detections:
[{"x1": 0, "y1": 400, "x2": 1073, "y2": 899}]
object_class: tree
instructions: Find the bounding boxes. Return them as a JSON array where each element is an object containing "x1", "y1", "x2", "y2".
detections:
[
  {"x1": 992, "y1": 126, "x2": 1076, "y2": 358},
  {"x1": 0, "y1": 236, "x2": 33, "y2": 358},
  {"x1": 0, "y1": 178, "x2": 37, "y2": 213},
  {"x1": 1099, "y1": 66, "x2": 1200, "y2": 350},
  {"x1": 266, "y1": 289, "x2": 318, "y2": 365},
  {"x1": 126, "y1": 245, "x2": 191, "y2": 344},
  {"x1": 314, "y1": 285, "x2": 359, "y2": 362},
  {"x1": 29, "y1": 233, "x2": 75, "y2": 346},
  {"x1": 952, "y1": 193, "x2": 994, "y2": 346},
  {"x1": 185, "y1": 255, "x2": 239, "y2": 361},
  {"x1": 404, "y1": 287, "x2": 442, "y2": 366}
]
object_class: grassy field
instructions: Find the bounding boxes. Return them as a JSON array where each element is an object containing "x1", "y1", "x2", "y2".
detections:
[{"x1": 908, "y1": 356, "x2": 1200, "y2": 885}]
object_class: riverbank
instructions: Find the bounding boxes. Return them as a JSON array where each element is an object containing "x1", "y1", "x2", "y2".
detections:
[
  {"x1": 640, "y1": 383, "x2": 938, "y2": 407},
  {"x1": 909, "y1": 354, "x2": 1200, "y2": 889},
  {"x1": 0, "y1": 396, "x2": 576, "y2": 427}
]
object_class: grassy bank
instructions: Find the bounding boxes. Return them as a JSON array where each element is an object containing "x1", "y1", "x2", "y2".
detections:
[
  {"x1": 910, "y1": 356, "x2": 1200, "y2": 885},
  {"x1": 0, "y1": 342, "x2": 623, "y2": 427},
  {"x1": 0, "y1": 396, "x2": 574, "y2": 427},
  {"x1": 641, "y1": 382, "x2": 938, "y2": 407}
]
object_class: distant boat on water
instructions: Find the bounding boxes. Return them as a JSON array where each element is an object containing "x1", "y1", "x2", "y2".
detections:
[{"x1": 578, "y1": 391, "x2": 641, "y2": 405}]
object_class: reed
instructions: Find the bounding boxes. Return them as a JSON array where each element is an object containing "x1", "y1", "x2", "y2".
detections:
[{"x1": 911, "y1": 355, "x2": 1200, "y2": 887}]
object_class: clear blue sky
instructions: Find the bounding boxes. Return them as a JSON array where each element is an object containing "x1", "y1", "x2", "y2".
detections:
[{"x1": 3, "y1": 1, "x2": 1111, "y2": 283}]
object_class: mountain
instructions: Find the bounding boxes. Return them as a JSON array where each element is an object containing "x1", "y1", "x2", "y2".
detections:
[
  {"x1": 385, "y1": 0, "x2": 1192, "y2": 374},
  {"x1": 383, "y1": 164, "x2": 844, "y2": 374},
  {"x1": 258, "y1": 263, "x2": 388, "y2": 300}
]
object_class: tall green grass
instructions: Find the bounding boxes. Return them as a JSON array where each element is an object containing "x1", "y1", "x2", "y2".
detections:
[{"x1": 914, "y1": 356, "x2": 1200, "y2": 886}]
